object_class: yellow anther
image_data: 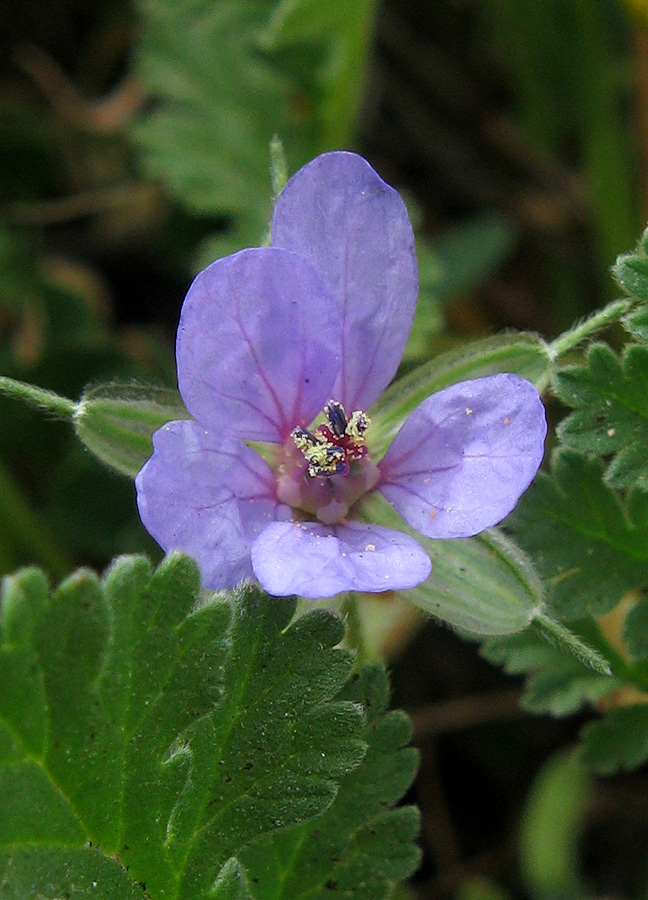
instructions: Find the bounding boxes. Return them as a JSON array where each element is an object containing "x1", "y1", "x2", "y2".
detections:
[{"x1": 345, "y1": 410, "x2": 370, "y2": 446}]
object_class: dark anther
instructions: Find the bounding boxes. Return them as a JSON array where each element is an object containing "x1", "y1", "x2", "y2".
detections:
[{"x1": 324, "y1": 400, "x2": 347, "y2": 437}]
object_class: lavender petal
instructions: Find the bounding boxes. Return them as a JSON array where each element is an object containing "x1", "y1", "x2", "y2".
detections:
[
  {"x1": 177, "y1": 247, "x2": 340, "y2": 442},
  {"x1": 379, "y1": 374, "x2": 547, "y2": 538},
  {"x1": 251, "y1": 519, "x2": 431, "y2": 598},
  {"x1": 272, "y1": 152, "x2": 417, "y2": 411},
  {"x1": 136, "y1": 420, "x2": 283, "y2": 589}
]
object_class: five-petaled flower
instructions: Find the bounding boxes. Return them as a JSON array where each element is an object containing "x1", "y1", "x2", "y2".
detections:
[{"x1": 136, "y1": 152, "x2": 547, "y2": 598}]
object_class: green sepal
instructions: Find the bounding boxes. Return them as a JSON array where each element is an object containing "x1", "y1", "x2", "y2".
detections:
[
  {"x1": 362, "y1": 495, "x2": 543, "y2": 635},
  {"x1": 370, "y1": 332, "x2": 551, "y2": 456},
  {"x1": 73, "y1": 381, "x2": 188, "y2": 477}
]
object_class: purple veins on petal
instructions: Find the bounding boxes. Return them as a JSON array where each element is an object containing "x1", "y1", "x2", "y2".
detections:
[
  {"x1": 378, "y1": 373, "x2": 547, "y2": 539},
  {"x1": 250, "y1": 520, "x2": 432, "y2": 599},
  {"x1": 176, "y1": 247, "x2": 340, "y2": 444},
  {"x1": 136, "y1": 420, "x2": 286, "y2": 590},
  {"x1": 272, "y1": 151, "x2": 418, "y2": 413}
]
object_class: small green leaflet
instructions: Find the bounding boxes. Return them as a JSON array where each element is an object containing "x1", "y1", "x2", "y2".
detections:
[
  {"x1": 554, "y1": 342, "x2": 648, "y2": 490},
  {"x1": 613, "y1": 222, "x2": 648, "y2": 301},
  {"x1": 0, "y1": 555, "x2": 417, "y2": 899},
  {"x1": 579, "y1": 705, "x2": 648, "y2": 773},
  {"x1": 508, "y1": 449, "x2": 648, "y2": 619}
]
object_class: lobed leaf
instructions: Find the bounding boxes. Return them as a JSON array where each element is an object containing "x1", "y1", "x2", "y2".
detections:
[
  {"x1": 262, "y1": 0, "x2": 378, "y2": 150},
  {"x1": 133, "y1": 0, "x2": 379, "y2": 255},
  {"x1": 133, "y1": 0, "x2": 286, "y2": 228},
  {"x1": 482, "y1": 628, "x2": 616, "y2": 716},
  {"x1": 554, "y1": 342, "x2": 648, "y2": 490},
  {"x1": 508, "y1": 450, "x2": 648, "y2": 619},
  {"x1": 0, "y1": 555, "x2": 369, "y2": 899},
  {"x1": 579, "y1": 705, "x2": 648, "y2": 773},
  {"x1": 236, "y1": 664, "x2": 420, "y2": 900}
]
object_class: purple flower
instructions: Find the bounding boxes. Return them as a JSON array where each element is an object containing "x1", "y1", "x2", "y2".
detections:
[{"x1": 136, "y1": 152, "x2": 547, "y2": 599}]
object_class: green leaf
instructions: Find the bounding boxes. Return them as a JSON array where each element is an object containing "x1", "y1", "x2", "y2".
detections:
[
  {"x1": 211, "y1": 858, "x2": 256, "y2": 900},
  {"x1": 133, "y1": 1, "x2": 288, "y2": 229},
  {"x1": 614, "y1": 233, "x2": 648, "y2": 301},
  {"x1": 509, "y1": 450, "x2": 648, "y2": 619},
  {"x1": 371, "y1": 332, "x2": 552, "y2": 457},
  {"x1": 133, "y1": 0, "x2": 379, "y2": 252},
  {"x1": 554, "y1": 342, "x2": 648, "y2": 490},
  {"x1": 363, "y1": 496, "x2": 543, "y2": 635},
  {"x1": 73, "y1": 381, "x2": 188, "y2": 477},
  {"x1": 0, "y1": 555, "x2": 369, "y2": 899},
  {"x1": 622, "y1": 304, "x2": 648, "y2": 342},
  {"x1": 579, "y1": 705, "x2": 648, "y2": 773},
  {"x1": 237, "y1": 664, "x2": 420, "y2": 900},
  {"x1": 481, "y1": 627, "x2": 617, "y2": 716},
  {"x1": 262, "y1": 0, "x2": 378, "y2": 149},
  {"x1": 0, "y1": 848, "x2": 145, "y2": 900},
  {"x1": 519, "y1": 751, "x2": 592, "y2": 898}
]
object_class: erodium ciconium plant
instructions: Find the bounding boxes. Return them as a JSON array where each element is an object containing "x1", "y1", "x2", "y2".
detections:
[{"x1": 136, "y1": 152, "x2": 547, "y2": 598}]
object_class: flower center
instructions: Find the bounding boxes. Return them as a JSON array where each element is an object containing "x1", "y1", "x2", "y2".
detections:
[
  {"x1": 275, "y1": 400, "x2": 380, "y2": 525},
  {"x1": 292, "y1": 400, "x2": 370, "y2": 476}
]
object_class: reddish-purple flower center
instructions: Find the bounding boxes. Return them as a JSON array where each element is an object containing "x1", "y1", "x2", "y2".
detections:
[{"x1": 275, "y1": 400, "x2": 380, "y2": 525}]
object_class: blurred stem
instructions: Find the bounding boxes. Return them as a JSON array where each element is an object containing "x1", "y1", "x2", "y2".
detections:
[
  {"x1": 547, "y1": 298, "x2": 631, "y2": 360},
  {"x1": 0, "y1": 458, "x2": 73, "y2": 580},
  {"x1": 0, "y1": 376, "x2": 76, "y2": 418},
  {"x1": 340, "y1": 593, "x2": 368, "y2": 667}
]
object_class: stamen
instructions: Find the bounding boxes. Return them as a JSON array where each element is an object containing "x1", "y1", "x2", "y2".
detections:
[
  {"x1": 346, "y1": 410, "x2": 370, "y2": 445},
  {"x1": 324, "y1": 400, "x2": 347, "y2": 438},
  {"x1": 291, "y1": 401, "x2": 371, "y2": 478},
  {"x1": 292, "y1": 426, "x2": 348, "y2": 477}
]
